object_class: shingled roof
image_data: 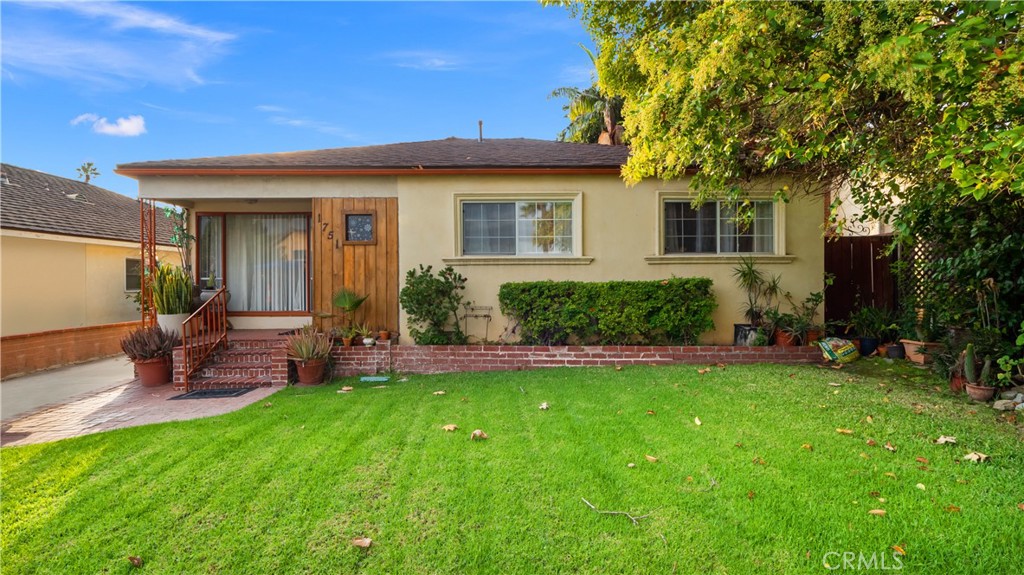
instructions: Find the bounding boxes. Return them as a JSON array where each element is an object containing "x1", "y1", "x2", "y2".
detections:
[
  {"x1": 116, "y1": 138, "x2": 629, "y2": 174},
  {"x1": 1, "y1": 163, "x2": 175, "y2": 245}
]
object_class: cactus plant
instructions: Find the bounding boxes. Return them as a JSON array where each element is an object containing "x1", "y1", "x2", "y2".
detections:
[{"x1": 964, "y1": 343, "x2": 977, "y2": 383}]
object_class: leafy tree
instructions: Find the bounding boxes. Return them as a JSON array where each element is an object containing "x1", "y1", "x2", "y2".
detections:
[
  {"x1": 76, "y1": 162, "x2": 99, "y2": 183},
  {"x1": 555, "y1": 0, "x2": 1024, "y2": 334}
]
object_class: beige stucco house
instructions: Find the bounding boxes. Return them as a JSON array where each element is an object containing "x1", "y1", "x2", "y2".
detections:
[
  {"x1": 0, "y1": 163, "x2": 178, "y2": 378},
  {"x1": 116, "y1": 138, "x2": 825, "y2": 345}
]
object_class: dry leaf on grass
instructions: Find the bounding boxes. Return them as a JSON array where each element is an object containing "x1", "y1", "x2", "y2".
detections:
[
  {"x1": 694, "y1": 416, "x2": 702, "y2": 426},
  {"x1": 828, "y1": 382, "x2": 842, "y2": 387},
  {"x1": 627, "y1": 462, "x2": 636, "y2": 468},
  {"x1": 351, "y1": 537, "x2": 373, "y2": 548},
  {"x1": 539, "y1": 402, "x2": 550, "y2": 410},
  {"x1": 866, "y1": 439, "x2": 878, "y2": 447},
  {"x1": 752, "y1": 457, "x2": 766, "y2": 465},
  {"x1": 868, "y1": 509, "x2": 886, "y2": 516},
  {"x1": 697, "y1": 368, "x2": 711, "y2": 375},
  {"x1": 441, "y1": 424, "x2": 458, "y2": 432},
  {"x1": 934, "y1": 435, "x2": 957, "y2": 445},
  {"x1": 1017, "y1": 503, "x2": 1024, "y2": 511},
  {"x1": 432, "y1": 390, "x2": 446, "y2": 396},
  {"x1": 646, "y1": 409, "x2": 656, "y2": 416},
  {"x1": 645, "y1": 454, "x2": 659, "y2": 463},
  {"x1": 716, "y1": 363, "x2": 726, "y2": 369},
  {"x1": 836, "y1": 428, "x2": 854, "y2": 435},
  {"x1": 262, "y1": 402, "x2": 272, "y2": 408},
  {"x1": 884, "y1": 472, "x2": 897, "y2": 479},
  {"x1": 869, "y1": 491, "x2": 880, "y2": 497},
  {"x1": 944, "y1": 505, "x2": 961, "y2": 513},
  {"x1": 892, "y1": 545, "x2": 906, "y2": 556},
  {"x1": 735, "y1": 442, "x2": 744, "y2": 448},
  {"x1": 747, "y1": 490, "x2": 756, "y2": 500},
  {"x1": 801, "y1": 443, "x2": 814, "y2": 451},
  {"x1": 963, "y1": 451, "x2": 989, "y2": 463},
  {"x1": 615, "y1": 366, "x2": 623, "y2": 372},
  {"x1": 860, "y1": 452, "x2": 870, "y2": 459},
  {"x1": 916, "y1": 457, "x2": 929, "y2": 464},
  {"x1": 128, "y1": 556, "x2": 144, "y2": 568},
  {"x1": 884, "y1": 442, "x2": 897, "y2": 452},
  {"x1": 470, "y1": 429, "x2": 489, "y2": 440},
  {"x1": 866, "y1": 415, "x2": 874, "y2": 424},
  {"x1": 916, "y1": 483, "x2": 926, "y2": 491}
]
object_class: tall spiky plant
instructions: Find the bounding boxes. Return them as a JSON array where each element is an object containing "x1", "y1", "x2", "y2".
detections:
[{"x1": 151, "y1": 263, "x2": 192, "y2": 315}]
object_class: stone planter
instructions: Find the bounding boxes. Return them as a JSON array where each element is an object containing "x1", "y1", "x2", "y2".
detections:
[
  {"x1": 886, "y1": 343, "x2": 906, "y2": 360},
  {"x1": 135, "y1": 357, "x2": 171, "y2": 387},
  {"x1": 733, "y1": 324, "x2": 758, "y2": 346},
  {"x1": 157, "y1": 313, "x2": 190, "y2": 338}
]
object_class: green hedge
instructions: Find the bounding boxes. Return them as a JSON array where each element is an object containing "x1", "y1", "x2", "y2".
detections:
[{"x1": 498, "y1": 278, "x2": 716, "y2": 345}]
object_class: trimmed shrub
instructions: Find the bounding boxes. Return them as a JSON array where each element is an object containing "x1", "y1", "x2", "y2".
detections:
[
  {"x1": 498, "y1": 278, "x2": 716, "y2": 345},
  {"x1": 399, "y1": 265, "x2": 468, "y2": 345}
]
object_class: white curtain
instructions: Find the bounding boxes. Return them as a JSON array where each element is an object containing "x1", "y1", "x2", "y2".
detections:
[{"x1": 226, "y1": 215, "x2": 308, "y2": 312}]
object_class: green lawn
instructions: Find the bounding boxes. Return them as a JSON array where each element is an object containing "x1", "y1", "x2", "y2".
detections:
[{"x1": 2, "y1": 361, "x2": 1022, "y2": 574}]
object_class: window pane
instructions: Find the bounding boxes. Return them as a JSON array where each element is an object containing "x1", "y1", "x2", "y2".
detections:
[
  {"x1": 664, "y1": 201, "x2": 715, "y2": 254},
  {"x1": 226, "y1": 214, "x2": 308, "y2": 312},
  {"x1": 198, "y1": 215, "x2": 223, "y2": 289},
  {"x1": 463, "y1": 202, "x2": 515, "y2": 255},
  {"x1": 125, "y1": 258, "x2": 142, "y2": 291},
  {"x1": 345, "y1": 214, "x2": 374, "y2": 242},
  {"x1": 720, "y1": 201, "x2": 773, "y2": 253}
]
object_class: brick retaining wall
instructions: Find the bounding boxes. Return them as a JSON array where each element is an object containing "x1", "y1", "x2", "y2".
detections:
[
  {"x1": 331, "y1": 342, "x2": 823, "y2": 377},
  {"x1": 1, "y1": 321, "x2": 141, "y2": 380}
]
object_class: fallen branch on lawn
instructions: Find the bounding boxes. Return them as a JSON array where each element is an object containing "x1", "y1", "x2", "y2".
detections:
[{"x1": 581, "y1": 497, "x2": 651, "y2": 526}]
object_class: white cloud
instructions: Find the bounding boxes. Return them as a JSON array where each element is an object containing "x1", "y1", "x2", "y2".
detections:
[
  {"x1": 255, "y1": 105, "x2": 289, "y2": 113},
  {"x1": 2, "y1": 2, "x2": 236, "y2": 89},
  {"x1": 71, "y1": 113, "x2": 147, "y2": 137},
  {"x1": 383, "y1": 50, "x2": 462, "y2": 71}
]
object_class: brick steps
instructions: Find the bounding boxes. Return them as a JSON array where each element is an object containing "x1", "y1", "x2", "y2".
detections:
[{"x1": 173, "y1": 334, "x2": 287, "y2": 390}]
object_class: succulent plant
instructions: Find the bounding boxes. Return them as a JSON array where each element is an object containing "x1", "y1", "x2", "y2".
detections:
[{"x1": 120, "y1": 326, "x2": 180, "y2": 361}]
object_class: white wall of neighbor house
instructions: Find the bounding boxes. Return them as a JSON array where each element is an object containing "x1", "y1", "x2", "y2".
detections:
[
  {"x1": 136, "y1": 173, "x2": 825, "y2": 344},
  {"x1": 0, "y1": 231, "x2": 178, "y2": 336}
]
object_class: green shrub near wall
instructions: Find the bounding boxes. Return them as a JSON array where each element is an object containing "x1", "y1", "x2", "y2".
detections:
[{"x1": 498, "y1": 278, "x2": 717, "y2": 345}]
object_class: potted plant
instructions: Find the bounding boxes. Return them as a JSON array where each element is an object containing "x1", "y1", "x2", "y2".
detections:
[
  {"x1": 355, "y1": 323, "x2": 376, "y2": 347},
  {"x1": 899, "y1": 305, "x2": 943, "y2": 364},
  {"x1": 334, "y1": 325, "x2": 355, "y2": 347},
  {"x1": 963, "y1": 343, "x2": 997, "y2": 402},
  {"x1": 152, "y1": 262, "x2": 193, "y2": 337},
  {"x1": 378, "y1": 328, "x2": 392, "y2": 342},
  {"x1": 847, "y1": 306, "x2": 891, "y2": 357},
  {"x1": 284, "y1": 326, "x2": 332, "y2": 385},
  {"x1": 731, "y1": 257, "x2": 782, "y2": 345},
  {"x1": 120, "y1": 326, "x2": 179, "y2": 387},
  {"x1": 769, "y1": 311, "x2": 800, "y2": 347}
]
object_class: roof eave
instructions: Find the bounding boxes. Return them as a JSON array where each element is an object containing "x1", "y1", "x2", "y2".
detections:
[{"x1": 114, "y1": 166, "x2": 624, "y2": 179}]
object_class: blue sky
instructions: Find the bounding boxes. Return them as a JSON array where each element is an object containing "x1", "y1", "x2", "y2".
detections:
[{"x1": 1, "y1": 1, "x2": 596, "y2": 197}]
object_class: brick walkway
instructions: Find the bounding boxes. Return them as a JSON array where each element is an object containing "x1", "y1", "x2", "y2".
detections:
[{"x1": 1, "y1": 380, "x2": 279, "y2": 447}]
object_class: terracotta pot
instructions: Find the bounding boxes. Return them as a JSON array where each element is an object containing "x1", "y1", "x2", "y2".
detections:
[
  {"x1": 135, "y1": 357, "x2": 171, "y2": 387},
  {"x1": 949, "y1": 374, "x2": 965, "y2": 394},
  {"x1": 294, "y1": 359, "x2": 327, "y2": 385},
  {"x1": 341, "y1": 337, "x2": 354, "y2": 347},
  {"x1": 900, "y1": 339, "x2": 941, "y2": 365},
  {"x1": 774, "y1": 329, "x2": 798, "y2": 347},
  {"x1": 378, "y1": 330, "x2": 391, "y2": 341},
  {"x1": 964, "y1": 382, "x2": 996, "y2": 402},
  {"x1": 806, "y1": 330, "x2": 823, "y2": 345}
]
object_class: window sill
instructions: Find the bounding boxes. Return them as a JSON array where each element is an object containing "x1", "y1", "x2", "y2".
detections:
[
  {"x1": 645, "y1": 254, "x2": 796, "y2": 265},
  {"x1": 443, "y1": 256, "x2": 594, "y2": 266}
]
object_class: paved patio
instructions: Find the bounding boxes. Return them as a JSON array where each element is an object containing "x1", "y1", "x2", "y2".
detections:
[{"x1": 1, "y1": 375, "x2": 279, "y2": 448}]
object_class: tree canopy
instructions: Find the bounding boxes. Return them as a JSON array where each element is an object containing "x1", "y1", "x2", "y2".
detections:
[{"x1": 555, "y1": 0, "x2": 1024, "y2": 339}]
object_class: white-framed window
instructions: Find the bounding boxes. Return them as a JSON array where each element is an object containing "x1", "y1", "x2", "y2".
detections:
[
  {"x1": 456, "y1": 194, "x2": 581, "y2": 257},
  {"x1": 125, "y1": 258, "x2": 142, "y2": 292},
  {"x1": 663, "y1": 199, "x2": 775, "y2": 254}
]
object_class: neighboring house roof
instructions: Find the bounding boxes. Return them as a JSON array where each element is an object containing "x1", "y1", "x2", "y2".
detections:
[
  {"x1": 116, "y1": 137, "x2": 630, "y2": 176},
  {"x1": 0, "y1": 163, "x2": 175, "y2": 245}
]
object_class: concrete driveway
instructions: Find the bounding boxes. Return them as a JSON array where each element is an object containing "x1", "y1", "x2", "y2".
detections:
[{"x1": 1, "y1": 357, "x2": 279, "y2": 447}]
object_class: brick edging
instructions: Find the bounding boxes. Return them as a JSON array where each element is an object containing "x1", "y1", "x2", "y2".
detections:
[{"x1": 331, "y1": 343, "x2": 823, "y2": 377}]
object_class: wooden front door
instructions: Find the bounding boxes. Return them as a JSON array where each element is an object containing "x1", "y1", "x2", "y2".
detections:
[{"x1": 311, "y1": 198, "x2": 399, "y2": 334}]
